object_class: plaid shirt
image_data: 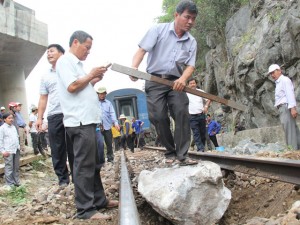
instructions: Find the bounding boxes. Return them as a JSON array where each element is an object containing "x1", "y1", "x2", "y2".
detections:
[{"x1": 0, "y1": 123, "x2": 20, "y2": 154}]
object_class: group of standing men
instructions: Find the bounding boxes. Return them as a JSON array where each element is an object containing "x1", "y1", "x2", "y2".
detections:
[{"x1": 1, "y1": 0, "x2": 299, "y2": 222}]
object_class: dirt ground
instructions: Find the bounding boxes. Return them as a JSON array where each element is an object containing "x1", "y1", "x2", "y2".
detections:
[
  {"x1": 0, "y1": 150, "x2": 299, "y2": 225},
  {"x1": 220, "y1": 150, "x2": 300, "y2": 225}
]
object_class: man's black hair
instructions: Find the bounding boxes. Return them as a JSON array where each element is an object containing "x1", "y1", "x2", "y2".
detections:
[
  {"x1": 187, "y1": 77, "x2": 197, "y2": 84},
  {"x1": 47, "y1": 44, "x2": 65, "y2": 54},
  {"x1": 176, "y1": 0, "x2": 198, "y2": 15},
  {"x1": 2, "y1": 112, "x2": 12, "y2": 120},
  {"x1": 69, "y1": 30, "x2": 93, "y2": 47}
]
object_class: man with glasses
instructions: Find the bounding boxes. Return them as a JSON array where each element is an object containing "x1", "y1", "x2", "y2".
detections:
[{"x1": 268, "y1": 64, "x2": 300, "y2": 150}]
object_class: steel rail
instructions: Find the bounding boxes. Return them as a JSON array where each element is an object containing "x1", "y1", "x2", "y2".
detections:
[
  {"x1": 119, "y1": 150, "x2": 141, "y2": 225},
  {"x1": 144, "y1": 146, "x2": 300, "y2": 185}
]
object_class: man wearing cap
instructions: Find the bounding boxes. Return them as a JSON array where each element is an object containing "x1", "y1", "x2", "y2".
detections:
[
  {"x1": 96, "y1": 86, "x2": 119, "y2": 163},
  {"x1": 0, "y1": 106, "x2": 5, "y2": 113},
  {"x1": 268, "y1": 64, "x2": 300, "y2": 150},
  {"x1": 15, "y1": 102, "x2": 27, "y2": 152},
  {"x1": 119, "y1": 114, "x2": 134, "y2": 152},
  {"x1": 36, "y1": 43, "x2": 74, "y2": 187}
]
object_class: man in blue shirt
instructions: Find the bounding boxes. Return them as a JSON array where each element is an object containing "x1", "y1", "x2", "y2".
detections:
[
  {"x1": 207, "y1": 114, "x2": 221, "y2": 148},
  {"x1": 15, "y1": 102, "x2": 27, "y2": 152},
  {"x1": 131, "y1": 117, "x2": 145, "y2": 149},
  {"x1": 96, "y1": 86, "x2": 119, "y2": 163}
]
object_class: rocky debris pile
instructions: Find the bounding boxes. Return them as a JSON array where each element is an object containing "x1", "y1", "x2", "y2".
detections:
[{"x1": 213, "y1": 138, "x2": 287, "y2": 155}]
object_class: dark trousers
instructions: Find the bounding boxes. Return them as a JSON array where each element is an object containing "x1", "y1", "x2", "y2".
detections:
[
  {"x1": 113, "y1": 136, "x2": 121, "y2": 151},
  {"x1": 30, "y1": 132, "x2": 43, "y2": 154},
  {"x1": 96, "y1": 131, "x2": 105, "y2": 166},
  {"x1": 101, "y1": 129, "x2": 113, "y2": 162},
  {"x1": 145, "y1": 80, "x2": 190, "y2": 161},
  {"x1": 39, "y1": 132, "x2": 48, "y2": 149},
  {"x1": 190, "y1": 114, "x2": 206, "y2": 151},
  {"x1": 48, "y1": 113, "x2": 74, "y2": 185},
  {"x1": 132, "y1": 132, "x2": 145, "y2": 148},
  {"x1": 209, "y1": 135, "x2": 219, "y2": 148},
  {"x1": 66, "y1": 124, "x2": 107, "y2": 219},
  {"x1": 121, "y1": 134, "x2": 134, "y2": 151},
  {"x1": 126, "y1": 134, "x2": 134, "y2": 152}
]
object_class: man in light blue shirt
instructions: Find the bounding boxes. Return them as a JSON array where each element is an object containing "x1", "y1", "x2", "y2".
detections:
[
  {"x1": 95, "y1": 86, "x2": 119, "y2": 163},
  {"x1": 131, "y1": 0, "x2": 198, "y2": 165}
]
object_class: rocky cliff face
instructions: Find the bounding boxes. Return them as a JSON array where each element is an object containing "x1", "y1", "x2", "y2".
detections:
[{"x1": 202, "y1": 0, "x2": 300, "y2": 131}]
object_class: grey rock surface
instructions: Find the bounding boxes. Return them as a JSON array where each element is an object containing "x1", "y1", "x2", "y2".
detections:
[
  {"x1": 138, "y1": 162, "x2": 231, "y2": 225},
  {"x1": 201, "y1": 0, "x2": 300, "y2": 130}
]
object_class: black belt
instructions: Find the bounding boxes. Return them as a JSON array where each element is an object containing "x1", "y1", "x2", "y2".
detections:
[
  {"x1": 19, "y1": 126, "x2": 25, "y2": 128},
  {"x1": 190, "y1": 112, "x2": 203, "y2": 116},
  {"x1": 277, "y1": 103, "x2": 288, "y2": 109},
  {"x1": 151, "y1": 73, "x2": 178, "y2": 80}
]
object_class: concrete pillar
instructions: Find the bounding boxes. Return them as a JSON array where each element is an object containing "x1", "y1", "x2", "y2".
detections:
[{"x1": 0, "y1": 66, "x2": 29, "y2": 121}]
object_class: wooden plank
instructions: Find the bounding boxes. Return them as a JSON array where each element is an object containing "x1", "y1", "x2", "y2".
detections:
[
  {"x1": 111, "y1": 63, "x2": 247, "y2": 111},
  {"x1": 0, "y1": 154, "x2": 44, "y2": 175}
]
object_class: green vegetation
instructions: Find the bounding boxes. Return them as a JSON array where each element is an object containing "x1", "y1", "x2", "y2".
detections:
[
  {"x1": 158, "y1": 0, "x2": 249, "y2": 71},
  {"x1": 268, "y1": 5, "x2": 283, "y2": 24},
  {"x1": 0, "y1": 185, "x2": 27, "y2": 204},
  {"x1": 233, "y1": 29, "x2": 254, "y2": 56},
  {"x1": 30, "y1": 159, "x2": 47, "y2": 171}
]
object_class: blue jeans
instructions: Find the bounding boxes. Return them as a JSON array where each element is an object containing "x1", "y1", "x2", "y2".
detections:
[{"x1": 190, "y1": 114, "x2": 206, "y2": 151}]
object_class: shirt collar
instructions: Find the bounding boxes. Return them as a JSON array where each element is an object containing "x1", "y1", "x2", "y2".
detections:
[
  {"x1": 275, "y1": 74, "x2": 283, "y2": 84},
  {"x1": 169, "y1": 22, "x2": 190, "y2": 41},
  {"x1": 66, "y1": 52, "x2": 83, "y2": 66}
]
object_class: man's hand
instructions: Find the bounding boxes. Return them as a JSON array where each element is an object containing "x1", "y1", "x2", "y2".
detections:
[
  {"x1": 2, "y1": 151, "x2": 10, "y2": 157},
  {"x1": 130, "y1": 67, "x2": 139, "y2": 82},
  {"x1": 114, "y1": 124, "x2": 120, "y2": 131},
  {"x1": 173, "y1": 77, "x2": 187, "y2": 91},
  {"x1": 36, "y1": 118, "x2": 43, "y2": 132},
  {"x1": 90, "y1": 67, "x2": 107, "y2": 80},
  {"x1": 291, "y1": 107, "x2": 298, "y2": 118}
]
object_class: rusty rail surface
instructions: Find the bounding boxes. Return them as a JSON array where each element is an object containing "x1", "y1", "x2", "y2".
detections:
[{"x1": 144, "y1": 146, "x2": 300, "y2": 185}]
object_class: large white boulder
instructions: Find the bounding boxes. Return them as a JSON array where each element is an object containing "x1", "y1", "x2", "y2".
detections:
[{"x1": 138, "y1": 161, "x2": 231, "y2": 225}]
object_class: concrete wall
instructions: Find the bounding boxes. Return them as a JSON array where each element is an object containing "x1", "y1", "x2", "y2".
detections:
[
  {"x1": 217, "y1": 124, "x2": 293, "y2": 148},
  {"x1": 0, "y1": 0, "x2": 47, "y2": 118}
]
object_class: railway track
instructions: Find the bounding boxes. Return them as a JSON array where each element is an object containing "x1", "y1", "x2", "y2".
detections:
[
  {"x1": 118, "y1": 146, "x2": 300, "y2": 224},
  {"x1": 143, "y1": 146, "x2": 300, "y2": 185}
]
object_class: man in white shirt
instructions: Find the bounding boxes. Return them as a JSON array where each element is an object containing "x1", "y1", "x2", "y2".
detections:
[
  {"x1": 56, "y1": 30, "x2": 117, "y2": 220},
  {"x1": 187, "y1": 78, "x2": 211, "y2": 152},
  {"x1": 36, "y1": 44, "x2": 73, "y2": 187},
  {"x1": 268, "y1": 64, "x2": 300, "y2": 150}
]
